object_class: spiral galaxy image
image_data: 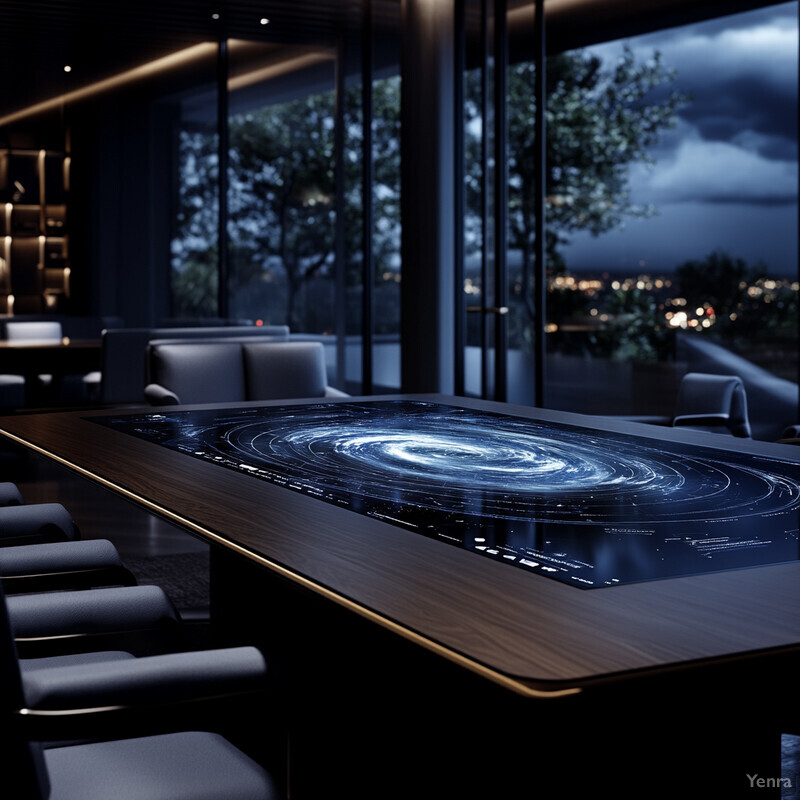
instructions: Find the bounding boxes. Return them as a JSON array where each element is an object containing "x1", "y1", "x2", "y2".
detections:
[{"x1": 95, "y1": 400, "x2": 800, "y2": 588}]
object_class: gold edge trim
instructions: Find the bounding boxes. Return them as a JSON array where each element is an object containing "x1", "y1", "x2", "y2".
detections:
[{"x1": 0, "y1": 429, "x2": 580, "y2": 701}]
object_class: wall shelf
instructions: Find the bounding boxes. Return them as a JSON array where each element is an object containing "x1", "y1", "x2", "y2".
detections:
[{"x1": 0, "y1": 148, "x2": 70, "y2": 315}]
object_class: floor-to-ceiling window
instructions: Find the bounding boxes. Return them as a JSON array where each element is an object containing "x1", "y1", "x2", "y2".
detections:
[
  {"x1": 168, "y1": 3, "x2": 403, "y2": 394},
  {"x1": 462, "y1": 0, "x2": 798, "y2": 440},
  {"x1": 543, "y1": 1, "x2": 799, "y2": 442}
]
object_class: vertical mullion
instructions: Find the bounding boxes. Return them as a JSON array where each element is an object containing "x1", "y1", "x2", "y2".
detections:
[
  {"x1": 454, "y1": 0, "x2": 466, "y2": 397},
  {"x1": 361, "y1": 0, "x2": 374, "y2": 394},
  {"x1": 533, "y1": 0, "x2": 546, "y2": 408},
  {"x1": 334, "y1": 35, "x2": 347, "y2": 391},
  {"x1": 480, "y1": 0, "x2": 490, "y2": 398},
  {"x1": 217, "y1": 39, "x2": 229, "y2": 320},
  {"x1": 493, "y1": 0, "x2": 508, "y2": 403}
]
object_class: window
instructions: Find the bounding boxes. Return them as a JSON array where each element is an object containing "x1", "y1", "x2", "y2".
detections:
[
  {"x1": 464, "y1": 1, "x2": 798, "y2": 438},
  {"x1": 543, "y1": 2, "x2": 798, "y2": 441}
]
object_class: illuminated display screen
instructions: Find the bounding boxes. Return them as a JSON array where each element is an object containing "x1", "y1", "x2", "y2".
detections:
[{"x1": 91, "y1": 400, "x2": 800, "y2": 589}]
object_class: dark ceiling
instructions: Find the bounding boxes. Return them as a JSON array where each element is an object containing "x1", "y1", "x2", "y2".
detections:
[
  {"x1": 0, "y1": 0, "x2": 785, "y2": 124},
  {"x1": 0, "y1": 0, "x2": 358, "y2": 121}
]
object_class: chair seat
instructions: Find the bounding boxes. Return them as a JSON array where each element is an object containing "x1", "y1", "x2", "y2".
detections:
[{"x1": 44, "y1": 731, "x2": 280, "y2": 800}]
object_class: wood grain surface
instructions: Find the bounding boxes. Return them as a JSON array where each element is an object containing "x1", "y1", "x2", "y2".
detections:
[{"x1": 2, "y1": 394, "x2": 799, "y2": 697}]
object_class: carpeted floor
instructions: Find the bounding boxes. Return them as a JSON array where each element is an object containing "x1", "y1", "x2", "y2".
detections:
[{"x1": 124, "y1": 551, "x2": 210, "y2": 613}]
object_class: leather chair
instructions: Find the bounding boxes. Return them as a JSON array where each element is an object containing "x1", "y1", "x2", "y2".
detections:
[
  {"x1": 99, "y1": 325, "x2": 290, "y2": 405},
  {"x1": 671, "y1": 372, "x2": 752, "y2": 438},
  {"x1": 1, "y1": 579, "x2": 281, "y2": 800},
  {"x1": 145, "y1": 340, "x2": 347, "y2": 405},
  {"x1": 609, "y1": 372, "x2": 753, "y2": 439}
]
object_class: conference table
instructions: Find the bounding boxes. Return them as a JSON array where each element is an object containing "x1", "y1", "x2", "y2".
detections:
[{"x1": 1, "y1": 394, "x2": 798, "y2": 797}]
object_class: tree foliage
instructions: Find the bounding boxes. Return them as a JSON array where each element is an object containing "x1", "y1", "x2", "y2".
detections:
[{"x1": 172, "y1": 47, "x2": 682, "y2": 337}]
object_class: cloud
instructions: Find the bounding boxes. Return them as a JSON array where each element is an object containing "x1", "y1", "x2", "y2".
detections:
[
  {"x1": 597, "y1": 4, "x2": 799, "y2": 154},
  {"x1": 642, "y1": 135, "x2": 798, "y2": 204}
]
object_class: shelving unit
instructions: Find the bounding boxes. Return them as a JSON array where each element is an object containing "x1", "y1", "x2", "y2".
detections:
[{"x1": 0, "y1": 148, "x2": 70, "y2": 315}]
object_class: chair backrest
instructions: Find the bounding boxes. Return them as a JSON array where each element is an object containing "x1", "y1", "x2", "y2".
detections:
[
  {"x1": 149, "y1": 342, "x2": 247, "y2": 404},
  {"x1": 672, "y1": 372, "x2": 752, "y2": 438},
  {"x1": 100, "y1": 325, "x2": 289, "y2": 404},
  {"x1": 243, "y1": 341, "x2": 328, "y2": 400},
  {"x1": 5, "y1": 321, "x2": 62, "y2": 342}
]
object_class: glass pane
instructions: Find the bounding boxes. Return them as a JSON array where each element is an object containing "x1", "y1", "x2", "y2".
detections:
[
  {"x1": 541, "y1": 2, "x2": 798, "y2": 440},
  {"x1": 226, "y1": 42, "x2": 337, "y2": 333},
  {"x1": 168, "y1": 81, "x2": 219, "y2": 319},
  {"x1": 370, "y1": 67, "x2": 402, "y2": 392}
]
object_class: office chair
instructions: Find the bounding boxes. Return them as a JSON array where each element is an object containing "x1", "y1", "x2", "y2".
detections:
[
  {"x1": 144, "y1": 340, "x2": 346, "y2": 405},
  {"x1": 1, "y1": 578, "x2": 282, "y2": 800},
  {"x1": 671, "y1": 372, "x2": 752, "y2": 438}
]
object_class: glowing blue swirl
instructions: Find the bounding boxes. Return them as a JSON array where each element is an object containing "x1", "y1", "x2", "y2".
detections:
[{"x1": 207, "y1": 405, "x2": 800, "y2": 525}]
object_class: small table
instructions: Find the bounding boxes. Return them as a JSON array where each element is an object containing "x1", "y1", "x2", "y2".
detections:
[{"x1": 0, "y1": 338, "x2": 101, "y2": 404}]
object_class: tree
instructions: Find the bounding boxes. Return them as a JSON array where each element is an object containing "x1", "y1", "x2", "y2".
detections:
[
  {"x1": 502, "y1": 47, "x2": 685, "y2": 335},
  {"x1": 173, "y1": 47, "x2": 681, "y2": 335},
  {"x1": 675, "y1": 250, "x2": 770, "y2": 341}
]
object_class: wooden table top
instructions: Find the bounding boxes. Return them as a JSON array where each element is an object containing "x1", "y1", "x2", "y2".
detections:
[
  {"x1": 0, "y1": 338, "x2": 101, "y2": 374},
  {"x1": 2, "y1": 394, "x2": 799, "y2": 698}
]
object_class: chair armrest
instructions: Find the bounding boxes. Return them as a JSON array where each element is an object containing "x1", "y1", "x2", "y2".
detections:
[
  {"x1": 672, "y1": 412, "x2": 730, "y2": 428},
  {"x1": 23, "y1": 646, "x2": 267, "y2": 709},
  {"x1": 0, "y1": 539, "x2": 138, "y2": 594},
  {"x1": 144, "y1": 383, "x2": 181, "y2": 405},
  {"x1": 8, "y1": 585, "x2": 185, "y2": 659},
  {"x1": 17, "y1": 647, "x2": 270, "y2": 742},
  {"x1": 0, "y1": 503, "x2": 80, "y2": 546}
]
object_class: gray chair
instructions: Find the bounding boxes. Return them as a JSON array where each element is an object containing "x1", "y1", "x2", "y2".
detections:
[
  {"x1": 608, "y1": 371, "x2": 753, "y2": 439},
  {"x1": 0, "y1": 578, "x2": 281, "y2": 800},
  {"x1": 144, "y1": 340, "x2": 347, "y2": 405},
  {"x1": 671, "y1": 372, "x2": 752, "y2": 438},
  {"x1": 99, "y1": 325, "x2": 290, "y2": 404}
]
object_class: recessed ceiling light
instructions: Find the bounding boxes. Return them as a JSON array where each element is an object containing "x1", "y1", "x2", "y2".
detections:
[
  {"x1": 260, "y1": 17, "x2": 270, "y2": 25},
  {"x1": 63, "y1": 65, "x2": 72, "y2": 73},
  {"x1": 211, "y1": 13, "x2": 220, "y2": 20}
]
